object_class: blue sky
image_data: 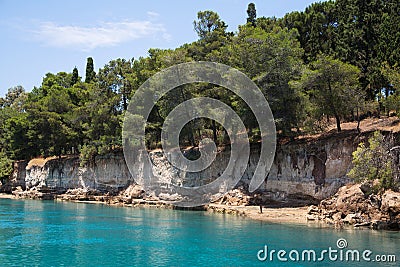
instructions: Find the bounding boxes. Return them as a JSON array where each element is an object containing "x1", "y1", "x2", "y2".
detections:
[{"x1": 0, "y1": 0, "x2": 319, "y2": 97}]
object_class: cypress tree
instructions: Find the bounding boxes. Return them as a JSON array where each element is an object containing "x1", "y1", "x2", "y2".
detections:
[
  {"x1": 247, "y1": 3, "x2": 256, "y2": 26},
  {"x1": 71, "y1": 67, "x2": 79, "y2": 86},
  {"x1": 85, "y1": 57, "x2": 96, "y2": 83}
]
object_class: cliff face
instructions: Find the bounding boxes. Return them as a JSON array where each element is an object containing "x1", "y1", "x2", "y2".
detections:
[
  {"x1": 8, "y1": 131, "x2": 366, "y2": 201},
  {"x1": 262, "y1": 133, "x2": 359, "y2": 200},
  {"x1": 0, "y1": 160, "x2": 27, "y2": 192},
  {"x1": 24, "y1": 154, "x2": 133, "y2": 192}
]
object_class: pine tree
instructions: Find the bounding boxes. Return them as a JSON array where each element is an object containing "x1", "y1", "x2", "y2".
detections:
[{"x1": 193, "y1": 11, "x2": 227, "y2": 40}]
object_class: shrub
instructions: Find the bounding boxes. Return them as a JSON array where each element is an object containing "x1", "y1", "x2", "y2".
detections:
[
  {"x1": 348, "y1": 131, "x2": 398, "y2": 192},
  {"x1": 79, "y1": 144, "x2": 97, "y2": 166},
  {"x1": 0, "y1": 151, "x2": 13, "y2": 184}
]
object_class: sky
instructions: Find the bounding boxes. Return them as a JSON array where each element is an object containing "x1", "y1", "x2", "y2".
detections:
[{"x1": 0, "y1": 0, "x2": 320, "y2": 97}]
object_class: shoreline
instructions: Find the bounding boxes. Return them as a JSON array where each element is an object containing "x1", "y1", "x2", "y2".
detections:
[
  {"x1": 207, "y1": 204, "x2": 311, "y2": 225},
  {"x1": 0, "y1": 192, "x2": 312, "y2": 225}
]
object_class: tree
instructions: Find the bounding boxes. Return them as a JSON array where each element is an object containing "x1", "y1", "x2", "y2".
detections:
[
  {"x1": 3, "y1": 86, "x2": 27, "y2": 111},
  {"x1": 376, "y1": 0, "x2": 400, "y2": 69},
  {"x1": 193, "y1": 11, "x2": 227, "y2": 40},
  {"x1": 0, "y1": 86, "x2": 32, "y2": 159},
  {"x1": 381, "y1": 63, "x2": 400, "y2": 90},
  {"x1": 81, "y1": 61, "x2": 125, "y2": 157},
  {"x1": 348, "y1": 131, "x2": 398, "y2": 192},
  {"x1": 295, "y1": 56, "x2": 361, "y2": 132},
  {"x1": 246, "y1": 3, "x2": 257, "y2": 26},
  {"x1": 23, "y1": 72, "x2": 83, "y2": 157},
  {"x1": 280, "y1": 0, "x2": 400, "y2": 102},
  {"x1": 190, "y1": 11, "x2": 231, "y2": 63},
  {"x1": 98, "y1": 58, "x2": 134, "y2": 111},
  {"x1": 225, "y1": 23, "x2": 305, "y2": 136},
  {"x1": 381, "y1": 62, "x2": 400, "y2": 116},
  {"x1": 2, "y1": 2, "x2": 399, "y2": 164},
  {"x1": 85, "y1": 57, "x2": 96, "y2": 83},
  {"x1": 281, "y1": 1, "x2": 338, "y2": 63},
  {"x1": 0, "y1": 150, "x2": 13, "y2": 183},
  {"x1": 71, "y1": 67, "x2": 79, "y2": 86},
  {"x1": 335, "y1": 0, "x2": 386, "y2": 99}
]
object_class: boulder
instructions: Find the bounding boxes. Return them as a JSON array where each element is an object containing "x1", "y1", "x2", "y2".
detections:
[
  {"x1": 381, "y1": 190, "x2": 400, "y2": 214},
  {"x1": 158, "y1": 193, "x2": 182, "y2": 201},
  {"x1": 342, "y1": 213, "x2": 358, "y2": 224},
  {"x1": 122, "y1": 184, "x2": 145, "y2": 199},
  {"x1": 307, "y1": 205, "x2": 319, "y2": 214},
  {"x1": 313, "y1": 183, "x2": 400, "y2": 229}
]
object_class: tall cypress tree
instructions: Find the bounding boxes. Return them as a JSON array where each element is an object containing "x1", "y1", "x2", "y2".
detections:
[
  {"x1": 85, "y1": 57, "x2": 96, "y2": 83},
  {"x1": 247, "y1": 3, "x2": 256, "y2": 26}
]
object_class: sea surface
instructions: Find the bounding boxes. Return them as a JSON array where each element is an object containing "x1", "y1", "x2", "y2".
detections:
[{"x1": 0, "y1": 198, "x2": 398, "y2": 266}]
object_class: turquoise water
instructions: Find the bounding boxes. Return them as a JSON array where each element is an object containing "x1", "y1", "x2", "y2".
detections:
[{"x1": 0, "y1": 199, "x2": 399, "y2": 266}]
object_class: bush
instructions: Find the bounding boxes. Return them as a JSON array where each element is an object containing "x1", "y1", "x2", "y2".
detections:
[
  {"x1": 0, "y1": 151, "x2": 13, "y2": 184},
  {"x1": 348, "y1": 131, "x2": 398, "y2": 193},
  {"x1": 79, "y1": 144, "x2": 97, "y2": 166}
]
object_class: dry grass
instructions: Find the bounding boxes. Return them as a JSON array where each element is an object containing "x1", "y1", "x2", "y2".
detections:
[
  {"x1": 327, "y1": 117, "x2": 400, "y2": 133},
  {"x1": 26, "y1": 156, "x2": 70, "y2": 169},
  {"x1": 297, "y1": 117, "x2": 400, "y2": 142}
]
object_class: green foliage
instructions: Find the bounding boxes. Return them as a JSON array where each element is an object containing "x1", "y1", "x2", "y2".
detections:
[
  {"x1": 294, "y1": 55, "x2": 362, "y2": 132},
  {"x1": 193, "y1": 11, "x2": 227, "y2": 40},
  {"x1": 281, "y1": 1, "x2": 337, "y2": 63},
  {"x1": 79, "y1": 144, "x2": 97, "y2": 166},
  {"x1": 71, "y1": 67, "x2": 79, "y2": 86},
  {"x1": 225, "y1": 23, "x2": 305, "y2": 136},
  {"x1": 348, "y1": 131, "x2": 397, "y2": 192},
  {"x1": 282, "y1": 0, "x2": 400, "y2": 100},
  {"x1": 246, "y1": 3, "x2": 256, "y2": 26},
  {"x1": 3, "y1": 111, "x2": 31, "y2": 159},
  {"x1": 381, "y1": 62, "x2": 400, "y2": 90},
  {"x1": 0, "y1": 151, "x2": 13, "y2": 182},
  {"x1": 1, "y1": 3, "x2": 399, "y2": 163},
  {"x1": 85, "y1": 57, "x2": 96, "y2": 83}
]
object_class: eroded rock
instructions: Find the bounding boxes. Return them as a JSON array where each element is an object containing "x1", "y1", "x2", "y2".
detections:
[{"x1": 310, "y1": 184, "x2": 400, "y2": 229}]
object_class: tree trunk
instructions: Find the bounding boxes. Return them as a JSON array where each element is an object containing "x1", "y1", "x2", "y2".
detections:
[
  {"x1": 179, "y1": 86, "x2": 195, "y2": 147},
  {"x1": 188, "y1": 124, "x2": 195, "y2": 147},
  {"x1": 327, "y1": 81, "x2": 341, "y2": 132},
  {"x1": 122, "y1": 94, "x2": 127, "y2": 111},
  {"x1": 335, "y1": 114, "x2": 341, "y2": 132},
  {"x1": 212, "y1": 120, "x2": 217, "y2": 144}
]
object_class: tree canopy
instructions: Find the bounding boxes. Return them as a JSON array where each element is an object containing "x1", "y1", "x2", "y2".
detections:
[{"x1": 1, "y1": 1, "x2": 399, "y2": 165}]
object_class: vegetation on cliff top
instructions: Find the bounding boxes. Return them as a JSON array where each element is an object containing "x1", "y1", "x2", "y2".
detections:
[
  {"x1": 1, "y1": 1, "x2": 400, "y2": 183},
  {"x1": 348, "y1": 131, "x2": 400, "y2": 192}
]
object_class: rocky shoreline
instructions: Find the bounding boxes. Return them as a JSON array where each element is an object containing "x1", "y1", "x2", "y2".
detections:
[
  {"x1": 306, "y1": 183, "x2": 400, "y2": 230},
  {"x1": 3, "y1": 183, "x2": 399, "y2": 230},
  {"x1": 2, "y1": 186, "x2": 312, "y2": 225}
]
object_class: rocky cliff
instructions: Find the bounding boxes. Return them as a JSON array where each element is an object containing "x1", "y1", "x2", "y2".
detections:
[
  {"x1": 4, "y1": 130, "x2": 371, "y2": 202},
  {"x1": 23, "y1": 154, "x2": 133, "y2": 193}
]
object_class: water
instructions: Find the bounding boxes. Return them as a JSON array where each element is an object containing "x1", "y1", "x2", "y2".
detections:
[{"x1": 0, "y1": 199, "x2": 398, "y2": 267}]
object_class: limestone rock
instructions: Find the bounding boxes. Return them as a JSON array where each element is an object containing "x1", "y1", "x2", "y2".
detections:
[
  {"x1": 314, "y1": 183, "x2": 400, "y2": 229},
  {"x1": 158, "y1": 193, "x2": 182, "y2": 201},
  {"x1": 9, "y1": 132, "x2": 368, "y2": 203},
  {"x1": 307, "y1": 205, "x2": 319, "y2": 214},
  {"x1": 381, "y1": 190, "x2": 400, "y2": 214},
  {"x1": 122, "y1": 184, "x2": 145, "y2": 199},
  {"x1": 218, "y1": 188, "x2": 251, "y2": 206}
]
